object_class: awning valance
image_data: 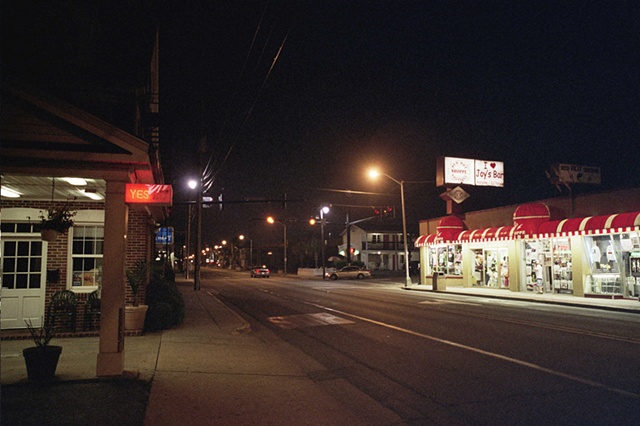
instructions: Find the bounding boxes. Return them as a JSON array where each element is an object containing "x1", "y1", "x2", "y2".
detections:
[
  {"x1": 535, "y1": 212, "x2": 640, "y2": 238},
  {"x1": 416, "y1": 209, "x2": 640, "y2": 248},
  {"x1": 415, "y1": 234, "x2": 438, "y2": 247}
]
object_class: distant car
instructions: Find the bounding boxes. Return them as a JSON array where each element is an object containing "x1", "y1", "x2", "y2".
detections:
[
  {"x1": 250, "y1": 266, "x2": 270, "y2": 278},
  {"x1": 325, "y1": 266, "x2": 372, "y2": 280}
]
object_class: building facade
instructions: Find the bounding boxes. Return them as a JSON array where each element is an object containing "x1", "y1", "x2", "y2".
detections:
[
  {"x1": 341, "y1": 219, "x2": 418, "y2": 271},
  {"x1": 1, "y1": 17, "x2": 165, "y2": 377},
  {"x1": 416, "y1": 188, "x2": 640, "y2": 300}
]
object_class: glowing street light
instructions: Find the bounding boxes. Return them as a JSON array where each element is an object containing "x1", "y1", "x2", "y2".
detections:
[
  {"x1": 368, "y1": 168, "x2": 412, "y2": 288},
  {"x1": 319, "y1": 206, "x2": 330, "y2": 279},
  {"x1": 267, "y1": 216, "x2": 287, "y2": 275},
  {"x1": 239, "y1": 234, "x2": 253, "y2": 268},
  {"x1": 187, "y1": 178, "x2": 203, "y2": 291}
]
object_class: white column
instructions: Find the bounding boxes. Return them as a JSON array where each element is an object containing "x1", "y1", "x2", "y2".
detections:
[{"x1": 97, "y1": 180, "x2": 128, "y2": 376}]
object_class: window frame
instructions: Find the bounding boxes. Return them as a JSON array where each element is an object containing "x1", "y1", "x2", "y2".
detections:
[{"x1": 67, "y1": 224, "x2": 104, "y2": 293}]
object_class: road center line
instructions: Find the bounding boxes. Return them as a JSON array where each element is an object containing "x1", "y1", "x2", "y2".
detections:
[{"x1": 306, "y1": 301, "x2": 640, "y2": 400}]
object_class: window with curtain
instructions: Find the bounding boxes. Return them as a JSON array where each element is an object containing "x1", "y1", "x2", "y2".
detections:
[{"x1": 71, "y1": 225, "x2": 104, "y2": 289}]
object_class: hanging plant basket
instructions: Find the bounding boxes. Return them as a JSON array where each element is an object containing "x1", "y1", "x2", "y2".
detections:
[
  {"x1": 41, "y1": 228, "x2": 61, "y2": 242},
  {"x1": 38, "y1": 203, "x2": 77, "y2": 238}
]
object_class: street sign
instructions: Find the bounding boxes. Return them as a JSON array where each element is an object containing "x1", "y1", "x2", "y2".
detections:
[
  {"x1": 447, "y1": 186, "x2": 470, "y2": 204},
  {"x1": 155, "y1": 227, "x2": 173, "y2": 244}
]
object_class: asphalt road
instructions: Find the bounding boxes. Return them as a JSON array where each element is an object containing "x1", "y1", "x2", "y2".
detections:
[{"x1": 203, "y1": 268, "x2": 640, "y2": 426}]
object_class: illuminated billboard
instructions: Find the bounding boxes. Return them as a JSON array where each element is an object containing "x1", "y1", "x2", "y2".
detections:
[{"x1": 436, "y1": 157, "x2": 504, "y2": 187}]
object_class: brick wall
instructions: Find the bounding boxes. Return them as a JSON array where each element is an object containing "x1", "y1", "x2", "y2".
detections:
[
  {"x1": 125, "y1": 208, "x2": 153, "y2": 304},
  {"x1": 4, "y1": 199, "x2": 155, "y2": 330}
]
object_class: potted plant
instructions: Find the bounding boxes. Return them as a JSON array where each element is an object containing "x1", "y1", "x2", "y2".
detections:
[
  {"x1": 39, "y1": 204, "x2": 77, "y2": 241},
  {"x1": 22, "y1": 319, "x2": 62, "y2": 382},
  {"x1": 125, "y1": 260, "x2": 149, "y2": 332}
]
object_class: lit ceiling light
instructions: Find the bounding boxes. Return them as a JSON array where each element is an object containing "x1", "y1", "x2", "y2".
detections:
[
  {"x1": 1, "y1": 186, "x2": 21, "y2": 198},
  {"x1": 81, "y1": 189, "x2": 103, "y2": 200},
  {"x1": 63, "y1": 177, "x2": 87, "y2": 186}
]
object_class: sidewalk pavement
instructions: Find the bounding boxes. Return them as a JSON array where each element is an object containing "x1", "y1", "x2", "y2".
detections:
[
  {"x1": 403, "y1": 283, "x2": 640, "y2": 314},
  {"x1": 2, "y1": 277, "x2": 638, "y2": 426},
  {"x1": 1, "y1": 278, "x2": 400, "y2": 426}
]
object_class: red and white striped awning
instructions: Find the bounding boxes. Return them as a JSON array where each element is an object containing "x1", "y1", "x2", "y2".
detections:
[
  {"x1": 535, "y1": 212, "x2": 640, "y2": 238},
  {"x1": 415, "y1": 210, "x2": 640, "y2": 247},
  {"x1": 415, "y1": 225, "x2": 516, "y2": 246},
  {"x1": 414, "y1": 234, "x2": 438, "y2": 247}
]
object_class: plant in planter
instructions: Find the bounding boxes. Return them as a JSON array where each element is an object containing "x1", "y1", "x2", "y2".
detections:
[
  {"x1": 125, "y1": 260, "x2": 149, "y2": 332},
  {"x1": 22, "y1": 319, "x2": 62, "y2": 382},
  {"x1": 39, "y1": 204, "x2": 77, "y2": 241}
]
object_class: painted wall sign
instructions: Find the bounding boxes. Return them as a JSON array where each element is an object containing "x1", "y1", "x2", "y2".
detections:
[
  {"x1": 125, "y1": 184, "x2": 173, "y2": 205},
  {"x1": 437, "y1": 157, "x2": 504, "y2": 187}
]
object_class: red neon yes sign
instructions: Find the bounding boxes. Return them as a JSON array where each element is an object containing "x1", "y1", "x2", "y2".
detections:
[{"x1": 125, "y1": 184, "x2": 173, "y2": 206}]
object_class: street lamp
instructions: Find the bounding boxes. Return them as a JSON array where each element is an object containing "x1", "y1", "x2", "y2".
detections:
[
  {"x1": 368, "y1": 168, "x2": 412, "y2": 288},
  {"x1": 319, "y1": 206, "x2": 330, "y2": 279},
  {"x1": 184, "y1": 179, "x2": 202, "y2": 290},
  {"x1": 239, "y1": 235, "x2": 253, "y2": 268},
  {"x1": 187, "y1": 178, "x2": 203, "y2": 291},
  {"x1": 267, "y1": 216, "x2": 287, "y2": 275}
]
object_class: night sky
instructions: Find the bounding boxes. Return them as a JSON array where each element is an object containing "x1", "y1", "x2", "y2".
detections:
[
  {"x1": 160, "y1": 1, "x2": 639, "y2": 245},
  {"x1": 3, "y1": 1, "x2": 639, "y2": 248}
]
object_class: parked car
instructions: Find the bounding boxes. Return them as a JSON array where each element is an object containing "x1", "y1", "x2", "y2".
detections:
[
  {"x1": 250, "y1": 266, "x2": 270, "y2": 278},
  {"x1": 326, "y1": 265, "x2": 372, "y2": 280}
]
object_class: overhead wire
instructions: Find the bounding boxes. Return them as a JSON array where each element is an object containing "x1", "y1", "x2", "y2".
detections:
[
  {"x1": 201, "y1": 2, "x2": 270, "y2": 193},
  {"x1": 206, "y1": 22, "x2": 292, "y2": 191},
  {"x1": 202, "y1": 1, "x2": 295, "y2": 194}
]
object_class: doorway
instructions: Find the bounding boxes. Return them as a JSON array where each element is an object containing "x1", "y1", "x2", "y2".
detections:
[{"x1": 1, "y1": 239, "x2": 47, "y2": 329}]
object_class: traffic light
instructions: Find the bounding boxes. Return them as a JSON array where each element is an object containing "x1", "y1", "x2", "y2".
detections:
[{"x1": 383, "y1": 206, "x2": 394, "y2": 218}]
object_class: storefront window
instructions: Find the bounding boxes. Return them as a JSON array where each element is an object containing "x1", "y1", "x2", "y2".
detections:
[
  {"x1": 70, "y1": 225, "x2": 104, "y2": 289},
  {"x1": 585, "y1": 233, "x2": 640, "y2": 297},
  {"x1": 551, "y1": 238, "x2": 572, "y2": 293},
  {"x1": 484, "y1": 248, "x2": 508, "y2": 288},
  {"x1": 428, "y1": 244, "x2": 462, "y2": 275}
]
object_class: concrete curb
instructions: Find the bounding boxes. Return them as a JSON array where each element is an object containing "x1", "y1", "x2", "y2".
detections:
[
  {"x1": 205, "y1": 290, "x2": 252, "y2": 334},
  {"x1": 402, "y1": 286, "x2": 640, "y2": 314}
]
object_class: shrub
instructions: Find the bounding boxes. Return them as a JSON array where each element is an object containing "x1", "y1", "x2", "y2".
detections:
[{"x1": 144, "y1": 261, "x2": 185, "y2": 331}]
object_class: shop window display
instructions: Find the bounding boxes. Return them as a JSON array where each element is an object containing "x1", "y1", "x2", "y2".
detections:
[
  {"x1": 583, "y1": 234, "x2": 640, "y2": 297},
  {"x1": 472, "y1": 247, "x2": 508, "y2": 288},
  {"x1": 427, "y1": 244, "x2": 462, "y2": 275},
  {"x1": 551, "y1": 238, "x2": 573, "y2": 293},
  {"x1": 523, "y1": 241, "x2": 546, "y2": 292}
]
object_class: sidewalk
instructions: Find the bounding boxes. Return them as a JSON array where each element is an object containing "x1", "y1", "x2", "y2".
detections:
[
  {"x1": 1, "y1": 279, "x2": 400, "y2": 426},
  {"x1": 403, "y1": 283, "x2": 640, "y2": 314}
]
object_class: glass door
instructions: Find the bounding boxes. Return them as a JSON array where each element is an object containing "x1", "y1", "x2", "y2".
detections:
[{"x1": 1, "y1": 239, "x2": 47, "y2": 329}]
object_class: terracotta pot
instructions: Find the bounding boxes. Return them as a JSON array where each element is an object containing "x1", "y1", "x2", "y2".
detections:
[
  {"x1": 124, "y1": 305, "x2": 149, "y2": 331},
  {"x1": 41, "y1": 228, "x2": 60, "y2": 242},
  {"x1": 23, "y1": 345, "x2": 63, "y2": 382}
]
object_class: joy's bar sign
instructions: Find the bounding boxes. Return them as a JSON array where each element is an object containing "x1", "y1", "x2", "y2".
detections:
[
  {"x1": 436, "y1": 156, "x2": 504, "y2": 187},
  {"x1": 125, "y1": 184, "x2": 173, "y2": 206}
]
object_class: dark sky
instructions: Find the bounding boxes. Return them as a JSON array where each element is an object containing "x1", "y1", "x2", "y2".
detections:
[
  {"x1": 3, "y1": 1, "x2": 639, "y2": 248},
  {"x1": 160, "y1": 0, "x2": 640, "y2": 245}
]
